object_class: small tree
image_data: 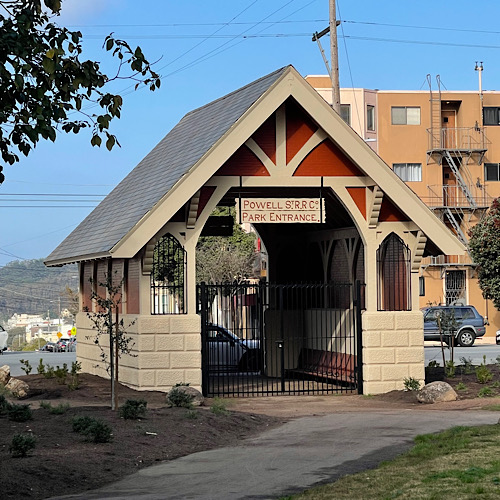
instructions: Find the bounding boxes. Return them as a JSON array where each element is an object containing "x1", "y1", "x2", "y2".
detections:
[
  {"x1": 85, "y1": 272, "x2": 135, "y2": 410},
  {"x1": 436, "y1": 308, "x2": 459, "y2": 367},
  {"x1": 469, "y1": 198, "x2": 500, "y2": 311},
  {"x1": 196, "y1": 207, "x2": 257, "y2": 285}
]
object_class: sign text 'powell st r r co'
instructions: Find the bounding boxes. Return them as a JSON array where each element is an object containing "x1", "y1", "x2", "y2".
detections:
[{"x1": 236, "y1": 198, "x2": 325, "y2": 223}]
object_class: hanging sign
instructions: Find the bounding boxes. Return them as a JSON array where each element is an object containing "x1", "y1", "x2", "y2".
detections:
[{"x1": 237, "y1": 198, "x2": 325, "y2": 223}]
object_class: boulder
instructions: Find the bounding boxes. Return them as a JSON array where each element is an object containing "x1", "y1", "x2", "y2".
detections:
[
  {"x1": 417, "y1": 381, "x2": 457, "y2": 404},
  {"x1": 166, "y1": 385, "x2": 204, "y2": 407},
  {"x1": 0, "y1": 364, "x2": 10, "y2": 386},
  {"x1": 5, "y1": 377, "x2": 30, "y2": 398}
]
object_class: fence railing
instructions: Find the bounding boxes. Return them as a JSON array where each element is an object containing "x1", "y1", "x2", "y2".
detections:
[
  {"x1": 423, "y1": 184, "x2": 493, "y2": 209},
  {"x1": 427, "y1": 127, "x2": 487, "y2": 151}
]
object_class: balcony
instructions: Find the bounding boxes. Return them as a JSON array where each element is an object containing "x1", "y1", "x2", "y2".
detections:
[
  {"x1": 427, "y1": 127, "x2": 487, "y2": 153},
  {"x1": 421, "y1": 254, "x2": 474, "y2": 268},
  {"x1": 423, "y1": 184, "x2": 493, "y2": 209}
]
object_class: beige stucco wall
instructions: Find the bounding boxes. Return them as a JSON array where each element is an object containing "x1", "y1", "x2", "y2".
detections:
[
  {"x1": 75, "y1": 312, "x2": 202, "y2": 392},
  {"x1": 362, "y1": 310, "x2": 425, "y2": 394}
]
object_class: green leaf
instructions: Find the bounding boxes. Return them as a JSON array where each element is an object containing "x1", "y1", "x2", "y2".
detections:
[
  {"x1": 46, "y1": 49, "x2": 55, "y2": 59},
  {"x1": 106, "y1": 38, "x2": 114, "y2": 51},
  {"x1": 90, "y1": 135, "x2": 102, "y2": 147},
  {"x1": 105, "y1": 135, "x2": 115, "y2": 151},
  {"x1": 42, "y1": 58, "x2": 56, "y2": 75}
]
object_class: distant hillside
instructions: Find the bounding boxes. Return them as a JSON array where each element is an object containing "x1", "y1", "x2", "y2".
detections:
[{"x1": 0, "y1": 259, "x2": 78, "y2": 322}]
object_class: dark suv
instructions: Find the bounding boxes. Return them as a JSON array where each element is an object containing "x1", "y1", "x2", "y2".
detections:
[{"x1": 422, "y1": 305, "x2": 486, "y2": 347}]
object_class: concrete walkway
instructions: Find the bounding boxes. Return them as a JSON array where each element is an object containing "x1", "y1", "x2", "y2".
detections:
[{"x1": 53, "y1": 409, "x2": 500, "y2": 500}]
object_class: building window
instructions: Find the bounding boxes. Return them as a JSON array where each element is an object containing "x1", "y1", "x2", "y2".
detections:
[
  {"x1": 391, "y1": 106, "x2": 420, "y2": 125},
  {"x1": 485, "y1": 163, "x2": 500, "y2": 181},
  {"x1": 367, "y1": 105, "x2": 375, "y2": 131},
  {"x1": 151, "y1": 234, "x2": 186, "y2": 314},
  {"x1": 393, "y1": 163, "x2": 422, "y2": 182},
  {"x1": 483, "y1": 107, "x2": 500, "y2": 126},
  {"x1": 377, "y1": 233, "x2": 411, "y2": 311},
  {"x1": 340, "y1": 104, "x2": 350, "y2": 125},
  {"x1": 419, "y1": 276, "x2": 425, "y2": 297}
]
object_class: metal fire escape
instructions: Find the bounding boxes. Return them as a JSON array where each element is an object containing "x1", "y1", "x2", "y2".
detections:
[{"x1": 425, "y1": 75, "x2": 488, "y2": 252}]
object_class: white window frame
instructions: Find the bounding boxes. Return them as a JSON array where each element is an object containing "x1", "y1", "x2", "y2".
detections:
[
  {"x1": 393, "y1": 163, "x2": 422, "y2": 182},
  {"x1": 340, "y1": 104, "x2": 351, "y2": 125},
  {"x1": 391, "y1": 106, "x2": 421, "y2": 125},
  {"x1": 485, "y1": 163, "x2": 500, "y2": 181},
  {"x1": 366, "y1": 105, "x2": 375, "y2": 131}
]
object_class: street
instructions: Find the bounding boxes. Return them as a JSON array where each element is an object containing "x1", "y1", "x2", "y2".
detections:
[
  {"x1": 1, "y1": 351, "x2": 77, "y2": 376},
  {"x1": 425, "y1": 342, "x2": 500, "y2": 366}
]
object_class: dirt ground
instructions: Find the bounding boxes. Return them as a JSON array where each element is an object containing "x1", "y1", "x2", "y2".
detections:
[{"x1": 1, "y1": 366, "x2": 500, "y2": 500}]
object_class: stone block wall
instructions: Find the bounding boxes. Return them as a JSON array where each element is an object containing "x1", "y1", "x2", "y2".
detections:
[
  {"x1": 75, "y1": 312, "x2": 202, "y2": 392},
  {"x1": 361, "y1": 310, "x2": 425, "y2": 394}
]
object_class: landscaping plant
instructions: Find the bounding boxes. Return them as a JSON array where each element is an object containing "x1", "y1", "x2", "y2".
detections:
[
  {"x1": 19, "y1": 359, "x2": 32, "y2": 375},
  {"x1": 7, "y1": 403, "x2": 32, "y2": 422},
  {"x1": 119, "y1": 399, "x2": 147, "y2": 420},
  {"x1": 403, "y1": 377, "x2": 421, "y2": 392},
  {"x1": 10, "y1": 433, "x2": 36, "y2": 458}
]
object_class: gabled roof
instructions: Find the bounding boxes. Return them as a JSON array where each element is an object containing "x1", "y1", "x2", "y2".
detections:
[
  {"x1": 45, "y1": 67, "x2": 289, "y2": 265},
  {"x1": 46, "y1": 65, "x2": 465, "y2": 266}
]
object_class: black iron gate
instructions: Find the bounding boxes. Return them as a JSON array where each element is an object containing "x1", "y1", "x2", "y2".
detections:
[{"x1": 197, "y1": 282, "x2": 364, "y2": 397}]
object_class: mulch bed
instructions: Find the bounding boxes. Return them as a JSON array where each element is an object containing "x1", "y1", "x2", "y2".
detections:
[{"x1": 0, "y1": 374, "x2": 282, "y2": 500}]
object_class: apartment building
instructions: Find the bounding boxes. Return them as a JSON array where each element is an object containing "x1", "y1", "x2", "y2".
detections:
[{"x1": 307, "y1": 75, "x2": 500, "y2": 338}]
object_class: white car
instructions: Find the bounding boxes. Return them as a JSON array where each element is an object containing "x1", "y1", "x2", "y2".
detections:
[
  {"x1": 206, "y1": 324, "x2": 261, "y2": 371},
  {"x1": 496, "y1": 330, "x2": 500, "y2": 345},
  {"x1": 0, "y1": 325, "x2": 7, "y2": 354}
]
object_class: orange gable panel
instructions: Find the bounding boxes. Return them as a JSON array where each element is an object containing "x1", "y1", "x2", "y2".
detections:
[
  {"x1": 253, "y1": 115, "x2": 276, "y2": 164},
  {"x1": 294, "y1": 140, "x2": 364, "y2": 177},
  {"x1": 379, "y1": 197, "x2": 410, "y2": 222},
  {"x1": 215, "y1": 145, "x2": 270, "y2": 176},
  {"x1": 346, "y1": 187, "x2": 366, "y2": 219},
  {"x1": 197, "y1": 186, "x2": 217, "y2": 218},
  {"x1": 286, "y1": 100, "x2": 317, "y2": 164}
]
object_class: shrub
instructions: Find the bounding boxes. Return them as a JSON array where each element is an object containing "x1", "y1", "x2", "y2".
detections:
[
  {"x1": 19, "y1": 359, "x2": 32, "y2": 375},
  {"x1": 72, "y1": 415, "x2": 112, "y2": 443},
  {"x1": 10, "y1": 433, "x2": 36, "y2": 458},
  {"x1": 185, "y1": 409, "x2": 198, "y2": 419},
  {"x1": 36, "y1": 358, "x2": 45, "y2": 375},
  {"x1": 445, "y1": 360, "x2": 456, "y2": 378},
  {"x1": 72, "y1": 415, "x2": 96, "y2": 433},
  {"x1": 8, "y1": 404, "x2": 32, "y2": 422},
  {"x1": 403, "y1": 377, "x2": 421, "y2": 392},
  {"x1": 84, "y1": 420, "x2": 113, "y2": 443},
  {"x1": 43, "y1": 364, "x2": 55, "y2": 379},
  {"x1": 479, "y1": 387, "x2": 494, "y2": 398},
  {"x1": 40, "y1": 401, "x2": 70, "y2": 415},
  {"x1": 456, "y1": 382, "x2": 467, "y2": 391},
  {"x1": 210, "y1": 397, "x2": 229, "y2": 416},
  {"x1": 476, "y1": 357, "x2": 493, "y2": 384},
  {"x1": 0, "y1": 394, "x2": 10, "y2": 415},
  {"x1": 427, "y1": 360, "x2": 440, "y2": 368},
  {"x1": 119, "y1": 399, "x2": 147, "y2": 420},
  {"x1": 459, "y1": 356, "x2": 474, "y2": 375},
  {"x1": 167, "y1": 387, "x2": 194, "y2": 408},
  {"x1": 54, "y1": 364, "x2": 69, "y2": 385}
]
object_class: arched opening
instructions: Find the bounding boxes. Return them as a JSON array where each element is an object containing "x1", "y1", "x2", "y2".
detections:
[
  {"x1": 377, "y1": 233, "x2": 411, "y2": 311},
  {"x1": 151, "y1": 234, "x2": 186, "y2": 314}
]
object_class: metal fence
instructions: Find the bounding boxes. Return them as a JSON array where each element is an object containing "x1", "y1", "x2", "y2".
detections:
[{"x1": 198, "y1": 282, "x2": 364, "y2": 397}]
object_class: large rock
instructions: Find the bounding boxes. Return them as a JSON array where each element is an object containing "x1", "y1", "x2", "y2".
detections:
[
  {"x1": 0, "y1": 365, "x2": 10, "y2": 386},
  {"x1": 5, "y1": 377, "x2": 30, "y2": 398},
  {"x1": 417, "y1": 381, "x2": 457, "y2": 404},
  {"x1": 166, "y1": 385, "x2": 204, "y2": 407}
]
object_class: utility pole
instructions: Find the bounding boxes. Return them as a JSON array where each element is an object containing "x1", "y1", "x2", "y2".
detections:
[
  {"x1": 312, "y1": 2, "x2": 341, "y2": 113},
  {"x1": 329, "y1": 0, "x2": 340, "y2": 113}
]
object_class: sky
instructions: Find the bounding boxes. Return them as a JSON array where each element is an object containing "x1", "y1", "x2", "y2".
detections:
[{"x1": 1, "y1": 0, "x2": 500, "y2": 267}]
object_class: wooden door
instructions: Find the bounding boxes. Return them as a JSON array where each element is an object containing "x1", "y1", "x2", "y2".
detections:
[{"x1": 442, "y1": 110, "x2": 456, "y2": 148}]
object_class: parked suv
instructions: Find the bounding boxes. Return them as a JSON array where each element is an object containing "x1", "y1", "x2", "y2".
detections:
[{"x1": 422, "y1": 305, "x2": 486, "y2": 347}]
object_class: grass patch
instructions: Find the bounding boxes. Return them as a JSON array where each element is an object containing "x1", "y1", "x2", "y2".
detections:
[{"x1": 290, "y1": 424, "x2": 500, "y2": 499}]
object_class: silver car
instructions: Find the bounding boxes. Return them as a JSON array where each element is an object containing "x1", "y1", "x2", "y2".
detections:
[{"x1": 206, "y1": 324, "x2": 261, "y2": 371}]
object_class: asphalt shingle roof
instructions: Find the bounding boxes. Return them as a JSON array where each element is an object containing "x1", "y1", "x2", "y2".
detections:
[{"x1": 45, "y1": 66, "x2": 290, "y2": 265}]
